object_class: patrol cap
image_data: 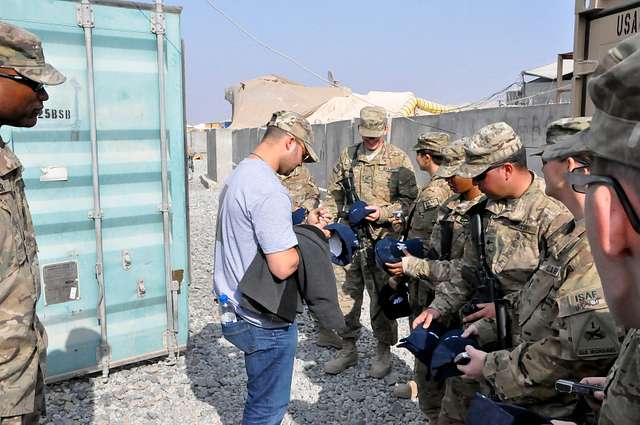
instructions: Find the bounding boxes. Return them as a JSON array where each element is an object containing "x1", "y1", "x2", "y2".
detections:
[
  {"x1": 542, "y1": 125, "x2": 592, "y2": 163},
  {"x1": 267, "y1": 111, "x2": 318, "y2": 163},
  {"x1": 358, "y1": 106, "x2": 387, "y2": 138},
  {"x1": 412, "y1": 132, "x2": 450, "y2": 152},
  {"x1": 456, "y1": 122, "x2": 522, "y2": 178},
  {"x1": 325, "y1": 223, "x2": 358, "y2": 266},
  {"x1": 378, "y1": 281, "x2": 412, "y2": 320},
  {"x1": 435, "y1": 138, "x2": 467, "y2": 178},
  {"x1": 562, "y1": 34, "x2": 640, "y2": 171},
  {"x1": 465, "y1": 393, "x2": 551, "y2": 425},
  {"x1": 530, "y1": 117, "x2": 591, "y2": 157},
  {"x1": 430, "y1": 329, "x2": 479, "y2": 382},
  {"x1": 348, "y1": 200, "x2": 375, "y2": 226},
  {"x1": 397, "y1": 320, "x2": 447, "y2": 366},
  {"x1": 0, "y1": 21, "x2": 65, "y2": 86}
]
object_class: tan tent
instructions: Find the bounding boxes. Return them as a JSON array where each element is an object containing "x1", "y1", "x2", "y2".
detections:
[{"x1": 225, "y1": 74, "x2": 351, "y2": 129}]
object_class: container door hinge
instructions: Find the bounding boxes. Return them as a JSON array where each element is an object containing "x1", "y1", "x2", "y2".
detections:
[
  {"x1": 88, "y1": 209, "x2": 103, "y2": 220},
  {"x1": 151, "y1": 12, "x2": 166, "y2": 35},
  {"x1": 76, "y1": 1, "x2": 95, "y2": 28}
]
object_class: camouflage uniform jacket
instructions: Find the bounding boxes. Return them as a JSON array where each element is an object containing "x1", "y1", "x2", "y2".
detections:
[
  {"x1": 405, "y1": 176, "x2": 452, "y2": 241},
  {"x1": 428, "y1": 175, "x2": 572, "y2": 319},
  {"x1": 0, "y1": 138, "x2": 46, "y2": 417},
  {"x1": 279, "y1": 165, "x2": 320, "y2": 211},
  {"x1": 404, "y1": 193, "x2": 484, "y2": 284},
  {"x1": 598, "y1": 328, "x2": 640, "y2": 425},
  {"x1": 480, "y1": 220, "x2": 619, "y2": 418},
  {"x1": 324, "y1": 142, "x2": 417, "y2": 239}
]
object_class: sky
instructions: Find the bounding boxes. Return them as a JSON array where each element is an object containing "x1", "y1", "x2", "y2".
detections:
[{"x1": 179, "y1": 1, "x2": 575, "y2": 125}]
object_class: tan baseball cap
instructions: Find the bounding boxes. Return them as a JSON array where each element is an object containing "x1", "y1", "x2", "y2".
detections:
[
  {"x1": 358, "y1": 106, "x2": 387, "y2": 138},
  {"x1": 0, "y1": 21, "x2": 65, "y2": 85},
  {"x1": 456, "y1": 122, "x2": 522, "y2": 178},
  {"x1": 267, "y1": 110, "x2": 318, "y2": 163},
  {"x1": 435, "y1": 138, "x2": 467, "y2": 178},
  {"x1": 412, "y1": 132, "x2": 450, "y2": 152}
]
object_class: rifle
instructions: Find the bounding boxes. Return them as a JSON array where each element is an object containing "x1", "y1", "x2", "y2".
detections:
[{"x1": 464, "y1": 213, "x2": 510, "y2": 350}]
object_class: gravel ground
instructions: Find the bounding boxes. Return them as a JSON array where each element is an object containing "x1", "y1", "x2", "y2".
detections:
[{"x1": 41, "y1": 158, "x2": 425, "y2": 425}]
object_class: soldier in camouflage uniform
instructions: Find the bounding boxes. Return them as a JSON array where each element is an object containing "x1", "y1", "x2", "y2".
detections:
[
  {"x1": 279, "y1": 164, "x2": 320, "y2": 212},
  {"x1": 553, "y1": 35, "x2": 640, "y2": 425},
  {"x1": 412, "y1": 122, "x2": 573, "y2": 425},
  {"x1": 0, "y1": 22, "x2": 66, "y2": 425},
  {"x1": 459, "y1": 118, "x2": 621, "y2": 422},
  {"x1": 322, "y1": 106, "x2": 418, "y2": 377},
  {"x1": 387, "y1": 138, "x2": 483, "y2": 421}
]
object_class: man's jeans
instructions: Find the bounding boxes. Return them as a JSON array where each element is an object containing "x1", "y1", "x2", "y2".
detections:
[{"x1": 222, "y1": 317, "x2": 297, "y2": 425}]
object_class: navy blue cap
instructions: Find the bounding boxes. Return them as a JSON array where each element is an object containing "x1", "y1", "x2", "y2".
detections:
[
  {"x1": 348, "y1": 200, "x2": 375, "y2": 226},
  {"x1": 397, "y1": 321, "x2": 447, "y2": 366},
  {"x1": 325, "y1": 223, "x2": 358, "y2": 266},
  {"x1": 375, "y1": 238, "x2": 425, "y2": 273},
  {"x1": 378, "y1": 281, "x2": 412, "y2": 319},
  {"x1": 430, "y1": 329, "x2": 480, "y2": 382},
  {"x1": 466, "y1": 393, "x2": 551, "y2": 425},
  {"x1": 292, "y1": 207, "x2": 307, "y2": 225}
]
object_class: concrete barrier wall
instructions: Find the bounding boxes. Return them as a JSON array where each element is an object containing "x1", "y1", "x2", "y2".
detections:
[{"x1": 208, "y1": 104, "x2": 572, "y2": 188}]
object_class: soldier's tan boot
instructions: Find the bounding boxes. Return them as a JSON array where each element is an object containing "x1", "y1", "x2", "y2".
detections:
[
  {"x1": 315, "y1": 327, "x2": 343, "y2": 349},
  {"x1": 323, "y1": 339, "x2": 357, "y2": 374},
  {"x1": 393, "y1": 380, "x2": 418, "y2": 399},
  {"x1": 369, "y1": 342, "x2": 392, "y2": 378}
]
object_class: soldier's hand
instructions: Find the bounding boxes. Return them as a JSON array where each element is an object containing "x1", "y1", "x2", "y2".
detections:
[
  {"x1": 458, "y1": 345, "x2": 487, "y2": 381},
  {"x1": 462, "y1": 302, "x2": 495, "y2": 323},
  {"x1": 385, "y1": 260, "x2": 404, "y2": 277},
  {"x1": 580, "y1": 376, "x2": 606, "y2": 412},
  {"x1": 461, "y1": 324, "x2": 479, "y2": 338},
  {"x1": 364, "y1": 205, "x2": 381, "y2": 222},
  {"x1": 308, "y1": 207, "x2": 333, "y2": 226},
  {"x1": 412, "y1": 308, "x2": 440, "y2": 329}
]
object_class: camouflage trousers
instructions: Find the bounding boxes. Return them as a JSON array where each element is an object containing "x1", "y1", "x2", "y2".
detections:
[
  {"x1": 438, "y1": 377, "x2": 485, "y2": 425},
  {"x1": 0, "y1": 366, "x2": 45, "y2": 425},
  {"x1": 408, "y1": 278, "x2": 445, "y2": 421},
  {"x1": 334, "y1": 251, "x2": 397, "y2": 346}
]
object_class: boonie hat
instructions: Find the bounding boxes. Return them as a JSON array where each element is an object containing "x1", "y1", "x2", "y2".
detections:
[
  {"x1": 413, "y1": 132, "x2": 450, "y2": 153},
  {"x1": 456, "y1": 123, "x2": 522, "y2": 178}
]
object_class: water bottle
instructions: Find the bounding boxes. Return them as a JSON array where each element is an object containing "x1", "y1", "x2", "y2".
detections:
[{"x1": 218, "y1": 294, "x2": 237, "y2": 324}]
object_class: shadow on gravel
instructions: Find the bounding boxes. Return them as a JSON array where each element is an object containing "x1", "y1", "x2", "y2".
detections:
[
  {"x1": 288, "y1": 317, "x2": 416, "y2": 425},
  {"x1": 186, "y1": 323, "x2": 246, "y2": 425}
]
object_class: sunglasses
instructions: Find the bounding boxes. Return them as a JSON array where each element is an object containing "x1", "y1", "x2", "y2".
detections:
[
  {"x1": 473, "y1": 163, "x2": 505, "y2": 182},
  {"x1": 293, "y1": 137, "x2": 311, "y2": 162},
  {"x1": 0, "y1": 72, "x2": 45, "y2": 92},
  {"x1": 566, "y1": 167, "x2": 640, "y2": 234}
]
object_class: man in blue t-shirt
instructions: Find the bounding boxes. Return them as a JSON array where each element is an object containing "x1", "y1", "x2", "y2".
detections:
[{"x1": 214, "y1": 111, "x2": 330, "y2": 424}]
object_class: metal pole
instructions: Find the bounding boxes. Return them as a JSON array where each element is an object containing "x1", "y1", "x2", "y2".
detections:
[
  {"x1": 152, "y1": 0, "x2": 178, "y2": 363},
  {"x1": 77, "y1": 0, "x2": 110, "y2": 380}
]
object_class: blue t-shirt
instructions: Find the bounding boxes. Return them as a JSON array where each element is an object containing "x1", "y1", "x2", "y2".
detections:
[{"x1": 213, "y1": 158, "x2": 298, "y2": 328}]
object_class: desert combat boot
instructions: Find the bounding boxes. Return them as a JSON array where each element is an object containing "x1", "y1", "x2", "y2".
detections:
[
  {"x1": 369, "y1": 342, "x2": 392, "y2": 378},
  {"x1": 323, "y1": 338, "x2": 358, "y2": 374}
]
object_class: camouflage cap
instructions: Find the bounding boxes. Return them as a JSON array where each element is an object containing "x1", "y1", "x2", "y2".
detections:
[
  {"x1": 0, "y1": 21, "x2": 65, "y2": 85},
  {"x1": 435, "y1": 138, "x2": 467, "y2": 178},
  {"x1": 456, "y1": 122, "x2": 522, "y2": 178},
  {"x1": 412, "y1": 132, "x2": 450, "y2": 152},
  {"x1": 358, "y1": 106, "x2": 387, "y2": 138},
  {"x1": 562, "y1": 34, "x2": 640, "y2": 171},
  {"x1": 267, "y1": 110, "x2": 318, "y2": 163},
  {"x1": 542, "y1": 126, "x2": 592, "y2": 162},
  {"x1": 530, "y1": 117, "x2": 592, "y2": 156}
]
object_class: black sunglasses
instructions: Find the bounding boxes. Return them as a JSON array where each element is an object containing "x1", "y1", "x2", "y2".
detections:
[
  {"x1": 473, "y1": 162, "x2": 505, "y2": 182},
  {"x1": 566, "y1": 168, "x2": 640, "y2": 234},
  {"x1": 0, "y1": 72, "x2": 45, "y2": 92}
]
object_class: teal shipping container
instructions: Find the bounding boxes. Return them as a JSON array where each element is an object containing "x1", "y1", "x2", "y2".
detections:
[{"x1": 0, "y1": 0, "x2": 189, "y2": 382}]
